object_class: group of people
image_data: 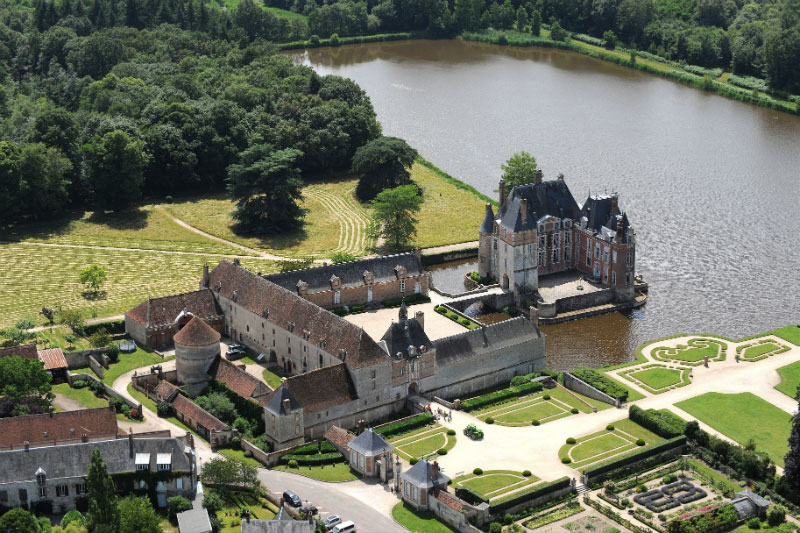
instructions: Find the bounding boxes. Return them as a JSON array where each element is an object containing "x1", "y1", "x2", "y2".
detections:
[{"x1": 425, "y1": 404, "x2": 453, "y2": 422}]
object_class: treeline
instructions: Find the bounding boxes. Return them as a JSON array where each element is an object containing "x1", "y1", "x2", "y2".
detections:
[
  {"x1": 269, "y1": 0, "x2": 800, "y2": 93},
  {"x1": 0, "y1": 3, "x2": 382, "y2": 227}
]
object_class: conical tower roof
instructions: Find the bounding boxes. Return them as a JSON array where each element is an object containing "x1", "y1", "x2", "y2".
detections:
[{"x1": 173, "y1": 316, "x2": 221, "y2": 347}]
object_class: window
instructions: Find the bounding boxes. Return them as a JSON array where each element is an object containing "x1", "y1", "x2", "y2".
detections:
[
  {"x1": 412, "y1": 486, "x2": 419, "y2": 501},
  {"x1": 359, "y1": 454, "x2": 365, "y2": 468},
  {"x1": 553, "y1": 249, "x2": 560, "y2": 263},
  {"x1": 626, "y1": 273, "x2": 632, "y2": 286},
  {"x1": 56, "y1": 485, "x2": 68, "y2": 497},
  {"x1": 611, "y1": 271, "x2": 617, "y2": 285},
  {"x1": 604, "y1": 267, "x2": 608, "y2": 282},
  {"x1": 415, "y1": 281, "x2": 421, "y2": 294},
  {"x1": 36, "y1": 473, "x2": 46, "y2": 484},
  {"x1": 371, "y1": 370, "x2": 376, "y2": 378},
  {"x1": 158, "y1": 463, "x2": 171, "y2": 472},
  {"x1": 627, "y1": 251, "x2": 634, "y2": 265},
  {"x1": 319, "y1": 354, "x2": 323, "y2": 367},
  {"x1": 246, "y1": 325, "x2": 249, "y2": 332},
  {"x1": 538, "y1": 224, "x2": 544, "y2": 233},
  {"x1": 565, "y1": 247, "x2": 571, "y2": 261},
  {"x1": 586, "y1": 250, "x2": 591, "y2": 267},
  {"x1": 553, "y1": 233, "x2": 560, "y2": 247},
  {"x1": 613, "y1": 251, "x2": 617, "y2": 263},
  {"x1": 0, "y1": 491, "x2": 7, "y2": 502},
  {"x1": 594, "y1": 242, "x2": 601, "y2": 259},
  {"x1": 404, "y1": 483, "x2": 410, "y2": 497},
  {"x1": 603, "y1": 246, "x2": 609, "y2": 262},
  {"x1": 564, "y1": 232, "x2": 571, "y2": 245},
  {"x1": 39, "y1": 487, "x2": 47, "y2": 498},
  {"x1": 493, "y1": 238, "x2": 497, "y2": 250},
  {"x1": 400, "y1": 280, "x2": 405, "y2": 293},
  {"x1": 334, "y1": 291, "x2": 341, "y2": 304},
  {"x1": 538, "y1": 236, "x2": 545, "y2": 248},
  {"x1": 538, "y1": 252, "x2": 546, "y2": 266},
  {"x1": 554, "y1": 222, "x2": 560, "y2": 230},
  {"x1": 371, "y1": 382, "x2": 376, "y2": 390},
  {"x1": 177, "y1": 478, "x2": 183, "y2": 490}
]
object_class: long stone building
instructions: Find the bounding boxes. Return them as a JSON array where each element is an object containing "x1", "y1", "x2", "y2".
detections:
[
  {"x1": 478, "y1": 173, "x2": 637, "y2": 301},
  {"x1": 126, "y1": 259, "x2": 546, "y2": 450}
]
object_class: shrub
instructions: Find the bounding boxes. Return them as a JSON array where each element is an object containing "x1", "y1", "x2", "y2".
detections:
[
  {"x1": 129, "y1": 408, "x2": 139, "y2": 419},
  {"x1": 662, "y1": 474, "x2": 677, "y2": 484},
  {"x1": 747, "y1": 517, "x2": 761, "y2": 529},
  {"x1": 489, "y1": 522, "x2": 502, "y2": 533},
  {"x1": 543, "y1": 394, "x2": 550, "y2": 400},
  {"x1": 503, "y1": 513, "x2": 513, "y2": 525},
  {"x1": 510, "y1": 375, "x2": 530, "y2": 386},
  {"x1": 486, "y1": 417, "x2": 494, "y2": 424},
  {"x1": 473, "y1": 468, "x2": 483, "y2": 475},
  {"x1": 329, "y1": 33, "x2": 341, "y2": 45},
  {"x1": 410, "y1": 457, "x2": 419, "y2": 465},
  {"x1": 571, "y1": 408, "x2": 579, "y2": 414},
  {"x1": 629, "y1": 405, "x2": 686, "y2": 438},
  {"x1": 61, "y1": 510, "x2": 85, "y2": 527},
  {"x1": 167, "y1": 496, "x2": 193, "y2": 521},
  {"x1": 72, "y1": 380, "x2": 87, "y2": 389},
  {"x1": 202, "y1": 492, "x2": 224, "y2": 515},
  {"x1": 497, "y1": 33, "x2": 508, "y2": 45},
  {"x1": 375, "y1": 413, "x2": 434, "y2": 438},
  {"x1": 280, "y1": 452, "x2": 342, "y2": 465},
  {"x1": 571, "y1": 369, "x2": 628, "y2": 401},
  {"x1": 566, "y1": 438, "x2": 576, "y2": 444},
  {"x1": 767, "y1": 504, "x2": 786, "y2": 527},
  {"x1": 435, "y1": 305, "x2": 446, "y2": 314},
  {"x1": 522, "y1": 470, "x2": 531, "y2": 477},
  {"x1": 635, "y1": 484, "x2": 647, "y2": 492},
  {"x1": 89, "y1": 328, "x2": 112, "y2": 348},
  {"x1": 106, "y1": 344, "x2": 119, "y2": 363},
  {"x1": 621, "y1": 498, "x2": 630, "y2": 507},
  {"x1": 606, "y1": 425, "x2": 615, "y2": 431},
  {"x1": 461, "y1": 382, "x2": 543, "y2": 412},
  {"x1": 438, "y1": 448, "x2": 448, "y2": 455},
  {"x1": 88, "y1": 379, "x2": 104, "y2": 396},
  {"x1": 231, "y1": 436, "x2": 241, "y2": 448},
  {"x1": 331, "y1": 252, "x2": 357, "y2": 264},
  {"x1": 562, "y1": 458, "x2": 572, "y2": 464},
  {"x1": 288, "y1": 459, "x2": 298, "y2": 468},
  {"x1": 459, "y1": 318, "x2": 471, "y2": 326},
  {"x1": 532, "y1": 420, "x2": 540, "y2": 426},
  {"x1": 309, "y1": 34, "x2": 320, "y2": 45},
  {"x1": 156, "y1": 401, "x2": 173, "y2": 417},
  {"x1": 636, "y1": 439, "x2": 646, "y2": 446},
  {"x1": 447, "y1": 429, "x2": 456, "y2": 436}
]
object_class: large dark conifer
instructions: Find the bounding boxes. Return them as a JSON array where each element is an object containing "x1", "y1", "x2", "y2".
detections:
[{"x1": 783, "y1": 385, "x2": 800, "y2": 489}]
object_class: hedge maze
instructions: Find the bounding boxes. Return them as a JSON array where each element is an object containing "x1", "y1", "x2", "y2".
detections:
[
  {"x1": 620, "y1": 364, "x2": 692, "y2": 394},
  {"x1": 736, "y1": 339, "x2": 790, "y2": 362},
  {"x1": 633, "y1": 480, "x2": 708, "y2": 512},
  {"x1": 651, "y1": 338, "x2": 727, "y2": 366}
]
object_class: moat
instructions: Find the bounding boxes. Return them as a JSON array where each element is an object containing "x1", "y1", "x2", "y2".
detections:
[{"x1": 286, "y1": 39, "x2": 800, "y2": 370}]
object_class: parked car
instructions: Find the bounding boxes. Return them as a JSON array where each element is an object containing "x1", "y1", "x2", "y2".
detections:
[
  {"x1": 300, "y1": 504, "x2": 318, "y2": 516},
  {"x1": 228, "y1": 342, "x2": 246, "y2": 351},
  {"x1": 332, "y1": 521, "x2": 356, "y2": 533},
  {"x1": 282, "y1": 490, "x2": 302, "y2": 507},
  {"x1": 225, "y1": 350, "x2": 245, "y2": 361},
  {"x1": 324, "y1": 515, "x2": 342, "y2": 530}
]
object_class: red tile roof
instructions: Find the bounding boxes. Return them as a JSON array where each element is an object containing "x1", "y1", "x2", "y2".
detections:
[
  {"x1": 324, "y1": 425, "x2": 356, "y2": 451},
  {"x1": 211, "y1": 359, "x2": 270, "y2": 402},
  {"x1": 0, "y1": 343, "x2": 38, "y2": 360},
  {"x1": 173, "y1": 317, "x2": 220, "y2": 347},
  {"x1": 153, "y1": 380, "x2": 180, "y2": 402},
  {"x1": 172, "y1": 394, "x2": 228, "y2": 432},
  {"x1": 207, "y1": 261, "x2": 387, "y2": 369},
  {"x1": 0, "y1": 407, "x2": 118, "y2": 448},
  {"x1": 37, "y1": 348, "x2": 68, "y2": 370},
  {"x1": 436, "y1": 491, "x2": 463, "y2": 512},
  {"x1": 126, "y1": 289, "x2": 222, "y2": 328},
  {"x1": 280, "y1": 364, "x2": 357, "y2": 413}
]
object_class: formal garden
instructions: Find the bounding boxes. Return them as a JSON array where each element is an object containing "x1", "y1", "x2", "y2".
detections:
[
  {"x1": 619, "y1": 363, "x2": 692, "y2": 394},
  {"x1": 452, "y1": 469, "x2": 540, "y2": 502},
  {"x1": 388, "y1": 424, "x2": 457, "y2": 462},
  {"x1": 650, "y1": 338, "x2": 727, "y2": 366},
  {"x1": 736, "y1": 339, "x2": 791, "y2": 362},
  {"x1": 471, "y1": 385, "x2": 611, "y2": 427},
  {"x1": 675, "y1": 392, "x2": 792, "y2": 466},
  {"x1": 559, "y1": 419, "x2": 663, "y2": 470}
]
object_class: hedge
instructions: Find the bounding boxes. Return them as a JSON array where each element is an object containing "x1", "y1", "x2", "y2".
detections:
[
  {"x1": 280, "y1": 452, "x2": 343, "y2": 465},
  {"x1": 583, "y1": 436, "x2": 687, "y2": 483},
  {"x1": 84, "y1": 319, "x2": 125, "y2": 335},
  {"x1": 629, "y1": 405, "x2": 686, "y2": 438},
  {"x1": 461, "y1": 382, "x2": 543, "y2": 412},
  {"x1": 456, "y1": 486, "x2": 487, "y2": 505},
  {"x1": 382, "y1": 294, "x2": 430, "y2": 307},
  {"x1": 489, "y1": 477, "x2": 571, "y2": 515},
  {"x1": 375, "y1": 412, "x2": 434, "y2": 439},
  {"x1": 571, "y1": 368, "x2": 628, "y2": 401},
  {"x1": 420, "y1": 247, "x2": 480, "y2": 267}
]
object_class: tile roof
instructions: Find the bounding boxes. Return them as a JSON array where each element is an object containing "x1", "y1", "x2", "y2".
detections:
[
  {"x1": 210, "y1": 359, "x2": 270, "y2": 403},
  {"x1": 498, "y1": 179, "x2": 581, "y2": 232},
  {"x1": 154, "y1": 380, "x2": 180, "y2": 402},
  {"x1": 262, "y1": 252, "x2": 425, "y2": 294},
  {"x1": 126, "y1": 289, "x2": 223, "y2": 328},
  {"x1": 177, "y1": 506, "x2": 213, "y2": 533},
  {"x1": 348, "y1": 428, "x2": 393, "y2": 456},
  {"x1": 173, "y1": 317, "x2": 221, "y2": 347},
  {"x1": 0, "y1": 407, "x2": 118, "y2": 448},
  {"x1": 271, "y1": 364, "x2": 357, "y2": 414},
  {"x1": 0, "y1": 436, "x2": 192, "y2": 484},
  {"x1": 37, "y1": 348, "x2": 68, "y2": 370},
  {"x1": 0, "y1": 343, "x2": 38, "y2": 360},
  {"x1": 400, "y1": 459, "x2": 450, "y2": 489},
  {"x1": 436, "y1": 490, "x2": 464, "y2": 512},
  {"x1": 172, "y1": 394, "x2": 229, "y2": 432},
  {"x1": 207, "y1": 261, "x2": 387, "y2": 369},
  {"x1": 324, "y1": 426, "x2": 356, "y2": 451}
]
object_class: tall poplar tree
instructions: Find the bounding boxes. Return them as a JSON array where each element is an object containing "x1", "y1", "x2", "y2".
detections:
[
  {"x1": 783, "y1": 385, "x2": 800, "y2": 490},
  {"x1": 86, "y1": 449, "x2": 120, "y2": 533}
]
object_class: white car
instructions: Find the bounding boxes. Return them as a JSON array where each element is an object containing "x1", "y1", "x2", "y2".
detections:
[{"x1": 324, "y1": 515, "x2": 342, "y2": 530}]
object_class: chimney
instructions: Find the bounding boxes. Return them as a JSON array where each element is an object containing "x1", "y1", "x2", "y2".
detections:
[
  {"x1": 557, "y1": 173, "x2": 564, "y2": 181},
  {"x1": 520, "y1": 198, "x2": 528, "y2": 226},
  {"x1": 609, "y1": 194, "x2": 619, "y2": 215},
  {"x1": 529, "y1": 306, "x2": 538, "y2": 327},
  {"x1": 498, "y1": 179, "x2": 506, "y2": 209},
  {"x1": 534, "y1": 169, "x2": 543, "y2": 185},
  {"x1": 413, "y1": 247, "x2": 422, "y2": 262},
  {"x1": 202, "y1": 264, "x2": 210, "y2": 287},
  {"x1": 415, "y1": 311, "x2": 424, "y2": 330},
  {"x1": 432, "y1": 461, "x2": 439, "y2": 481},
  {"x1": 24, "y1": 441, "x2": 30, "y2": 450},
  {"x1": 282, "y1": 398, "x2": 291, "y2": 414},
  {"x1": 616, "y1": 217, "x2": 624, "y2": 241},
  {"x1": 186, "y1": 432, "x2": 194, "y2": 449},
  {"x1": 49, "y1": 406, "x2": 54, "y2": 418},
  {"x1": 128, "y1": 429, "x2": 134, "y2": 458},
  {"x1": 233, "y1": 258, "x2": 240, "y2": 266}
]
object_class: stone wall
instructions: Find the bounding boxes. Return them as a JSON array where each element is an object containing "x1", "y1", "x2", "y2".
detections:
[
  {"x1": 563, "y1": 372, "x2": 620, "y2": 408},
  {"x1": 88, "y1": 356, "x2": 104, "y2": 379},
  {"x1": 429, "y1": 495, "x2": 487, "y2": 533},
  {"x1": 492, "y1": 483, "x2": 575, "y2": 517},
  {"x1": 446, "y1": 291, "x2": 516, "y2": 315},
  {"x1": 303, "y1": 274, "x2": 429, "y2": 309},
  {"x1": 63, "y1": 347, "x2": 111, "y2": 370},
  {"x1": 554, "y1": 287, "x2": 616, "y2": 314}
]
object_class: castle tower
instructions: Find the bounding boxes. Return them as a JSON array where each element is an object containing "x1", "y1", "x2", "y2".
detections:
[
  {"x1": 174, "y1": 316, "x2": 221, "y2": 385},
  {"x1": 478, "y1": 203, "x2": 495, "y2": 279}
]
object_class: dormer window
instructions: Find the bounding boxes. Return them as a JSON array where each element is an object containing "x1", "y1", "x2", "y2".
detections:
[
  {"x1": 538, "y1": 224, "x2": 545, "y2": 233},
  {"x1": 330, "y1": 275, "x2": 341, "y2": 289},
  {"x1": 35, "y1": 469, "x2": 46, "y2": 485},
  {"x1": 363, "y1": 271, "x2": 374, "y2": 285},
  {"x1": 296, "y1": 281, "x2": 309, "y2": 296},
  {"x1": 157, "y1": 453, "x2": 172, "y2": 471},
  {"x1": 394, "y1": 265, "x2": 407, "y2": 279}
]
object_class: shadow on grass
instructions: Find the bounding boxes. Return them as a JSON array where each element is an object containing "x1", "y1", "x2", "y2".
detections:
[
  {"x1": 81, "y1": 290, "x2": 107, "y2": 301},
  {"x1": 87, "y1": 207, "x2": 148, "y2": 231}
]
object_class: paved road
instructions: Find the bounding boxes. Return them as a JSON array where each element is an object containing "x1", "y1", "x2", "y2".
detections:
[{"x1": 258, "y1": 469, "x2": 405, "y2": 533}]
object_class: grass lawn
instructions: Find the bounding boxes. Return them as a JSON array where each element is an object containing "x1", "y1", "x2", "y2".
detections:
[
  {"x1": 687, "y1": 458, "x2": 744, "y2": 494},
  {"x1": 652, "y1": 338, "x2": 726, "y2": 365},
  {"x1": 453, "y1": 470, "x2": 540, "y2": 500},
  {"x1": 273, "y1": 462, "x2": 360, "y2": 482},
  {"x1": 675, "y1": 392, "x2": 792, "y2": 467},
  {"x1": 126, "y1": 383, "x2": 206, "y2": 441},
  {"x1": 219, "y1": 448, "x2": 264, "y2": 469},
  {"x1": 102, "y1": 348, "x2": 172, "y2": 384},
  {"x1": 264, "y1": 6, "x2": 307, "y2": 20},
  {"x1": 389, "y1": 425, "x2": 455, "y2": 461},
  {"x1": 630, "y1": 367, "x2": 682, "y2": 389},
  {"x1": 738, "y1": 341, "x2": 788, "y2": 361},
  {"x1": 0, "y1": 242, "x2": 278, "y2": 328},
  {"x1": 391, "y1": 502, "x2": 456, "y2": 533},
  {"x1": 262, "y1": 367, "x2": 288, "y2": 389},
  {"x1": 768, "y1": 325, "x2": 800, "y2": 346},
  {"x1": 571, "y1": 433, "x2": 630, "y2": 463},
  {"x1": 475, "y1": 386, "x2": 611, "y2": 427},
  {"x1": 36, "y1": 326, "x2": 93, "y2": 351},
  {"x1": 53, "y1": 383, "x2": 110, "y2": 409},
  {"x1": 775, "y1": 361, "x2": 800, "y2": 399},
  {"x1": 493, "y1": 399, "x2": 565, "y2": 424},
  {"x1": 214, "y1": 490, "x2": 277, "y2": 532},
  {"x1": 559, "y1": 418, "x2": 663, "y2": 469}
]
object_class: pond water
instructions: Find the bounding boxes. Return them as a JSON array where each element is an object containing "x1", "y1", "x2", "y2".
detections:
[{"x1": 286, "y1": 40, "x2": 800, "y2": 369}]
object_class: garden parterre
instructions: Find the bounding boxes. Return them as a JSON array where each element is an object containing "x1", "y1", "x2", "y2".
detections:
[
  {"x1": 559, "y1": 419, "x2": 663, "y2": 470},
  {"x1": 452, "y1": 469, "x2": 541, "y2": 501},
  {"x1": 388, "y1": 424, "x2": 456, "y2": 461}
]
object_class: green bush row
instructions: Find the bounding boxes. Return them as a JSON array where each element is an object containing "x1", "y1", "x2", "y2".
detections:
[
  {"x1": 489, "y1": 477, "x2": 571, "y2": 515},
  {"x1": 629, "y1": 405, "x2": 686, "y2": 438},
  {"x1": 583, "y1": 436, "x2": 687, "y2": 484},
  {"x1": 461, "y1": 382, "x2": 543, "y2": 412},
  {"x1": 420, "y1": 247, "x2": 479, "y2": 267},
  {"x1": 382, "y1": 294, "x2": 430, "y2": 308},
  {"x1": 280, "y1": 452, "x2": 343, "y2": 465},
  {"x1": 278, "y1": 32, "x2": 418, "y2": 51},
  {"x1": 570, "y1": 368, "x2": 628, "y2": 401},
  {"x1": 375, "y1": 412, "x2": 434, "y2": 439}
]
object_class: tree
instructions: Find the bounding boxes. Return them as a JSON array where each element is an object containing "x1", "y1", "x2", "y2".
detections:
[
  {"x1": 119, "y1": 496, "x2": 161, "y2": 533},
  {"x1": 226, "y1": 145, "x2": 305, "y2": 235},
  {"x1": 616, "y1": 0, "x2": 655, "y2": 44},
  {"x1": 167, "y1": 496, "x2": 193, "y2": 521},
  {"x1": 18, "y1": 142, "x2": 71, "y2": 221},
  {"x1": 550, "y1": 20, "x2": 568, "y2": 41},
  {"x1": 83, "y1": 130, "x2": 148, "y2": 211},
  {"x1": 530, "y1": 8, "x2": 541, "y2": 36},
  {"x1": 202, "y1": 491, "x2": 224, "y2": 515},
  {"x1": 516, "y1": 6, "x2": 528, "y2": 30},
  {"x1": 767, "y1": 504, "x2": 786, "y2": 527},
  {"x1": 501, "y1": 151, "x2": 539, "y2": 188},
  {"x1": 195, "y1": 392, "x2": 237, "y2": 423},
  {"x1": 353, "y1": 136, "x2": 418, "y2": 202},
  {"x1": 603, "y1": 30, "x2": 617, "y2": 49},
  {"x1": 0, "y1": 508, "x2": 40, "y2": 533},
  {"x1": 369, "y1": 185, "x2": 423, "y2": 252},
  {"x1": 0, "y1": 319, "x2": 38, "y2": 347},
  {"x1": 86, "y1": 449, "x2": 120, "y2": 532},
  {"x1": 57, "y1": 308, "x2": 85, "y2": 334},
  {"x1": 200, "y1": 456, "x2": 259, "y2": 487},
  {"x1": 0, "y1": 355, "x2": 53, "y2": 404},
  {"x1": 783, "y1": 386, "x2": 800, "y2": 491},
  {"x1": 764, "y1": 28, "x2": 800, "y2": 92},
  {"x1": 80, "y1": 264, "x2": 107, "y2": 293}
]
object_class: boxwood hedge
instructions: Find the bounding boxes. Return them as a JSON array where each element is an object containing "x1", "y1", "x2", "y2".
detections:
[
  {"x1": 583, "y1": 436, "x2": 687, "y2": 484},
  {"x1": 375, "y1": 412, "x2": 434, "y2": 439},
  {"x1": 280, "y1": 452, "x2": 343, "y2": 465},
  {"x1": 571, "y1": 368, "x2": 628, "y2": 401},
  {"x1": 629, "y1": 405, "x2": 686, "y2": 438},
  {"x1": 461, "y1": 382, "x2": 543, "y2": 412},
  {"x1": 489, "y1": 477, "x2": 572, "y2": 515}
]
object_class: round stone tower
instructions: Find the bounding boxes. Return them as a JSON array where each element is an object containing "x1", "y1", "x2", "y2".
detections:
[{"x1": 174, "y1": 316, "x2": 221, "y2": 385}]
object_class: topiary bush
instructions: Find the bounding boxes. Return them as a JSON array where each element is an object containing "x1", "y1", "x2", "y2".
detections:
[
  {"x1": 288, "y1": 459, "x2": 298, "y2": 468},
  {"x1": 566, "y1": 437, "x2": 576, "y2": 444},
  {"x1": 542, "y1": 394, "x2": 550, "y2": 400},
  {"x1": 486, "y1": 417, "x2": 494, "y2": 424},
  {"x1": 72, "y1": 380, "x2": 87, "y2": 389},
  {"x1": 410, "y1": 457, "x2": 419, "y2": 465},
  {"x1": 522, "y1": 470, "x2": 531, "y2": 477},
  {"x1": 438, "y1": 448, "x2": 448, "y2": 455},
  {"x1": 532, "y1": 420, "x2": 540, "y2": 426},
  {"x1": 473, "y1": 468, "x2": 483, "y2": 475},
  {"x1": 747, "y1": 517, "x2": 761, "y2": 529},
  {"x1": 562, "y1": 457, "x2": 572, "y2": 464},
  {"x1": 571, "y1": 408, "x2": 579, "y2": 414},
  {"x1": 636, "y1": 439, "x2": 646, "y2": 446},
  {"x1": 606, "y1": 424, "x2": 615, "y2": 431},
  {"x1": 447, "y1": 429, "x2": 456, "y2": 436}
]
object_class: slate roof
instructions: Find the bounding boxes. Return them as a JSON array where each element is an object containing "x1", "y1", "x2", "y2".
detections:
[
  {"x1": 240, "y1": 518, "x2": 315, "y2": 533},
  {"x1": 324, "y1": 426, "x2": 356, "y2": 451},
  {"x1": 736, "y1": 489, "x2": 771, "y2": 508},
  {"x1": 207, "y1": 261, "x2": 387, "y2": 369},
  {"x1": 210, "y1": 358, "x2": 271, "y2": 403},
  {"x1": 0, "y1": 407, "x2": 119, "y2": 448},
  {"x1": 177, "y1": 506, "x2": 213, "y2": 533},
  {"x1": 434, "y1": 317, "x2": 541, "y2": 366},
  {"x1": 580, "y1": 195, "x2": 631, "y2": 243},
  {"x1": 173, "y1": 317, "x2": 221, "y2": 347},
  {"x1": 498, "y1": 180, "x2": 581, "y2": 232},
  {"x1": 380, "y1": 315, "x2": 432, "y2": 360},
  {"x1": 262, "y1": 252, "x2": 425, "y2": 294},
  {"x1": 126, "y1": 289, "x2": 223, "y2": 328},
  {"x1": 400, "y1": 459, "x2": 449, "y2": 489},
  {"x1": 265, "y1": 387, "x2": 300, "y2": 416},
  {"x1": 172, "y1": 394, "x2": 229, "y2": 432},
  {"x1": 269, "y1": 364, "x2": 357, "y2": 414},
  {"x1": 348, "y1": 428, "x2": 393, "y2": 456},
  {"x1": 479, "y1": 203, "x2": 495, "y2": 234},
  {"x1": 0, "y1": 343, "x2": 38, "y2": 360},
  {"x1": 0, "y1": 437, "x2": 192, "y2": 484},
  {"x1": 37, "y1": 348, "x2": 68, "y2": 370}
]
